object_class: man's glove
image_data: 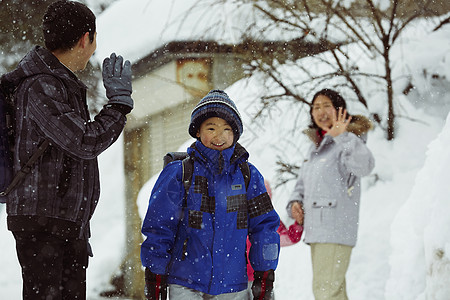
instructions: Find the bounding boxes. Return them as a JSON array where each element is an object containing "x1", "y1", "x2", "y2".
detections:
[
  {"x1": 252, "y1": 269, "x2": 275, "y2": 300},
  {"x1": 102, "y1": 52, "x2": 133, "y2": 109},
  {"x1": 144, "y1": 268, "x2": 167, "y2": 300}
]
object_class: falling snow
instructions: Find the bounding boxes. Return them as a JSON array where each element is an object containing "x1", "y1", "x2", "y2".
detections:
[{"x1": 1, "y1": 1, "x2": 450, "y2": 299}]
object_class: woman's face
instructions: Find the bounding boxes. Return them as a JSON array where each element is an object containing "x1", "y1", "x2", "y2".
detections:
[{"x1": 311, "y1": 95, "x2": 337, "y2": 131}]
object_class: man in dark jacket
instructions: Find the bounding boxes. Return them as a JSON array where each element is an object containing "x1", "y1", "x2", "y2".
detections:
[{"x1": 0, "y1": 1, "x2": 133, "y2": 299}]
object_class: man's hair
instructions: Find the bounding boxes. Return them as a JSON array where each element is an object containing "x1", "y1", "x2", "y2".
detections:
[{"x1": 42, "y1": 0, "x2": 96, "y2": 51}]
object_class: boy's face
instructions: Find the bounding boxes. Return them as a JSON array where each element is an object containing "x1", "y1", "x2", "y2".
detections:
[{"x1": 196, "y1": 117, "x2": 234, "y2": 151}]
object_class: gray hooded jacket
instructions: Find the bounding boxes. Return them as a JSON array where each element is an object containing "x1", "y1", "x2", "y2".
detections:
[{"x1": 287, "y1": 115, "x2": 375, "y2": 247}]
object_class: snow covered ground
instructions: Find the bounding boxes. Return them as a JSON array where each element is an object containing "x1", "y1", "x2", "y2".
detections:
[
  {"x1": 1, "y1": 1, "x2": 450, "y2": 299},
  {"x1": 2, "y1": 65, "x2": 448, "y2": 299}
]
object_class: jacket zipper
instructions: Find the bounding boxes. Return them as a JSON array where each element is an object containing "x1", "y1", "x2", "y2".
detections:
[
  {"x1": 208, "y1": 173, "x2": 217, "y2": 293},
  {"x1": 181, "y1": 237, "x2": 188, "y2": 260}
]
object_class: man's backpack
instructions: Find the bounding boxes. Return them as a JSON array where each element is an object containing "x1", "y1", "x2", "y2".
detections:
[
  {"x1": 163, "y1": 151, "x2": 251, "y2": 199},
  {"x1": 0, "y1": 76, "x2": 53, "y2": 203},
  {"x1": 0, "y1": 89, "x2": 13, "y2": 203}
]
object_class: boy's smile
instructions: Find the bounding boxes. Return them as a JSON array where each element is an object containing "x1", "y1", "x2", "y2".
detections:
[{"x1": 196, "y1": 117, "x2": 234, "y2": 151}]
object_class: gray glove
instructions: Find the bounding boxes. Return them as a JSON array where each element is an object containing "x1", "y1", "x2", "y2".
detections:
[{"x1": 102, "y1": 53, "x2": 133, "y2": 109}]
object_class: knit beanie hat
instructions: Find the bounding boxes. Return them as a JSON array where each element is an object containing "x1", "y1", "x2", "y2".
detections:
[{"x1": 189, "y1": 90, "x2": 243, "y2": 143}]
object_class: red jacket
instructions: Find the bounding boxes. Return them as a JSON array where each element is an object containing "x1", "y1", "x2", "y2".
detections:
[
  {"x1": 246, "y1": 180, "x2": 303, "y2": 281},
  {"x1": 247, "y1": 221, "x2": 303, "y2": 281}
]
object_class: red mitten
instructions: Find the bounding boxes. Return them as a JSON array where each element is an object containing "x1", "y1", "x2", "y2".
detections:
[
  {"x1": 278, "y1": 221, "x2": 303, "y2": 247},
  {"x1": 288, "y1": 222, "x2": 303, "y2": 244}
]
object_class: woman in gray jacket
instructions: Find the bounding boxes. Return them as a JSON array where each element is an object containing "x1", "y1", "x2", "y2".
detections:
[{"x1": 287, "y1": 89, "x2": 375, "y2": 300}]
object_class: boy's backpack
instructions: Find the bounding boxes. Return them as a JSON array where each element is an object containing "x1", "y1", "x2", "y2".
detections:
[
  {"x1": 0, "y1": 76, "x2": 53, "y2": 203},
  {"x1": 163, "y1": 151, "x2": 251, "y2": 200}
]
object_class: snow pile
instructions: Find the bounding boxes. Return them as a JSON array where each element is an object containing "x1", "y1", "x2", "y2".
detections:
[{"x1": 386, "y1": 112, "x2": 450, "y2": 299}]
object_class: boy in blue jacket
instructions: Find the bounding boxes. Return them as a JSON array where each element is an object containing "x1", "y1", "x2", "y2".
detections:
[{"x1": 141, "y1": 90, "x2": 280, "y2": 300}]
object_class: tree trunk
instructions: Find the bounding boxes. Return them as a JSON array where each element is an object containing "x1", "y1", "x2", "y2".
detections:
[
  {"x1": 122, "y1": 127, "x2": 151, "y2": 299},
  {"x1": 384, "y1": 44, "x2": 395, "y2": 140}
]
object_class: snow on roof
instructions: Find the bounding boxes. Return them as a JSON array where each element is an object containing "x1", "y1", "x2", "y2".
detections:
[{"x1": 94, "y1": 0, "x2": 322, "y2": 64}]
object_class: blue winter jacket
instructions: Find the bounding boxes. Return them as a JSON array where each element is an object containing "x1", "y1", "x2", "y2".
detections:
[{"x1": 141, "y1": 141, "x2": 280, "y2": 295}]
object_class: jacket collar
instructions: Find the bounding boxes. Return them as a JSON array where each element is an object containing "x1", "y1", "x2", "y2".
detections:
[{"x1": 188, "y1": 140, "x2": 249, "y2": 174}]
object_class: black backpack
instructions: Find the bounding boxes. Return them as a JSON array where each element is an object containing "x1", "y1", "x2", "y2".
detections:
[
  {"x1": 0, "y1": 88, "x2": 13, "y2": 202},
  {"x1": 0, "y1": 75, "x2": 56, "y2": 202},
  {"x1": 163, "y1": 151, "x2": 251, "y2": 201}
]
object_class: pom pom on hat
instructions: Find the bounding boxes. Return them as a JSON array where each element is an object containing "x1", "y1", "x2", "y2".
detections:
[{"x1": 189, "y1": 90, "x2": 243, "y2": 143}]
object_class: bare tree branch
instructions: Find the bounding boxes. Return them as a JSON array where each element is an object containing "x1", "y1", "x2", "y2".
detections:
[
  {"x1": 330, "y1": 48, "x2": 369, "y2": 108},
  {"x1": 319, "y1": 0, "x2": 377, "y2": 53}
]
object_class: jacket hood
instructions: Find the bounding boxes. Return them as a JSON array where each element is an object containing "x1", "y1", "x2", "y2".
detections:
[
  {"x1": 0, "y1": 46, "x2": 83, "y2": 94},
  {"x1": 304, "y1": 114, "x2": 373, "y2": 146}
]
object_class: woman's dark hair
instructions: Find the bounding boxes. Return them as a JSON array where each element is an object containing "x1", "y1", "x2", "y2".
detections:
[
  {"x1": 309, "y1": 89, "x2": 348, "y2": 129},
  {"x1": 43, "y1": 0, "x2": 96, "y2": 51}
]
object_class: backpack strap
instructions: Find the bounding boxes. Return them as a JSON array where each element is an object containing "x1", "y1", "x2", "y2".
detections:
[
  {"x1": 239, "y1": 161, "x2": 251, "y2": 191},
  {"x1": 0, "y1": 139, "x2": 49, "y2": 196},
  {"x1": 162, "y1": 151, "x2": 194, "y2": 209},
  {"x1": 163, "y1": 152, "x2": 189, "y2": 168},
  {"x1": 0, "y1": 74, "x2": 67, "y2": 196},
  {"x1": 181, "y1": 155, "x2": 194, "y2": 208}
]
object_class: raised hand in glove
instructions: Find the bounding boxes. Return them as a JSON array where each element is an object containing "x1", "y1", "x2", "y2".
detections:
[
  {"x1": 144, "y1": 268, "x2": 167, "y2": 300},
  {"x1": 102, "y1": 52, "x2": 133, "y2": 109},
  {"x1": 252, "y1": 269, "x2": 275, "y2": 300}
]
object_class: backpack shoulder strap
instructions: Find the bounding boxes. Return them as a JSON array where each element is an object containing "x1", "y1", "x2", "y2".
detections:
[
  {"x1": 0, "y1": 140, "x2": 49, "y2": 196},
  {"x1": 163, "y1": 152, "x2": 189, "y2": 168},
  {"x1": 0, "y1": 74, "x2": 67, "y2": 196},
  {"x1": 239, "y1": 161, "x2": 251, "y2": 191},
  {"x1": 181, "y1": 155, "x2": 194, "y2": 207},
  {"x1": 162, "y1": 151, "x2": 194, "y2": 208}
]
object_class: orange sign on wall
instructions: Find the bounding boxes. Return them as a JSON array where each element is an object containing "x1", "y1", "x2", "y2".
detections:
[{"x1": 176, "y1": 58, "x2": 212, "y2": 98}]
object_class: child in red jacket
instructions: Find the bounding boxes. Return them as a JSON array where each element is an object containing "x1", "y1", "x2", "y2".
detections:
[{"x1": 246, "y1": 180, "x2": 303, "y2": 297}]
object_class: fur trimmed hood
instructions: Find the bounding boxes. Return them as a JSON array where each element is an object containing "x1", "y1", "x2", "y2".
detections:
[{"x1": 304, "y1": 114, "x2": 373, "y2": 146}]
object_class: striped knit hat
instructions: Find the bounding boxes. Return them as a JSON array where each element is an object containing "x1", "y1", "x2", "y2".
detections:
[{"x1": 189, "y1": 90, "x2": 243, "y2": 143}]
